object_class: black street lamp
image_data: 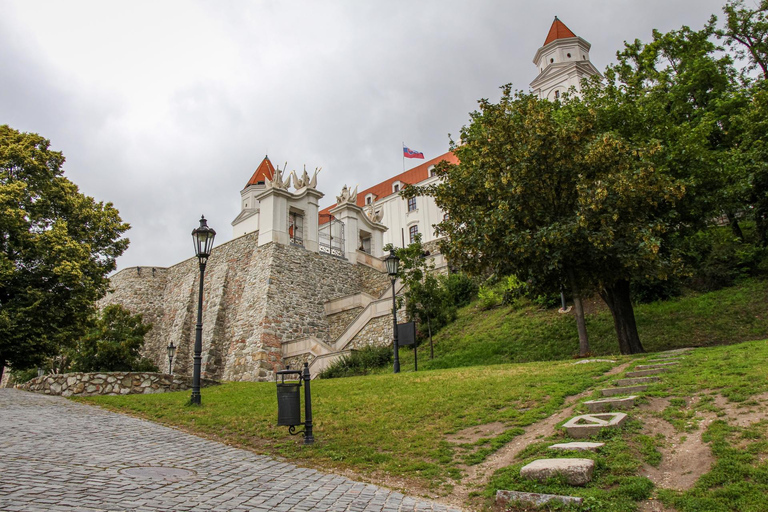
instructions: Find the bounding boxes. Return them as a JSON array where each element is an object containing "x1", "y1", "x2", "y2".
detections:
[
  {"x1": 167, "y1": 341, "x2": 176, "y2": 375},
  {"x1": 190, "y1": 215, "x2": 216, "y2": 405},
  {"x1": 385, "y1": 249, "x2": 401, "y2": 373}
]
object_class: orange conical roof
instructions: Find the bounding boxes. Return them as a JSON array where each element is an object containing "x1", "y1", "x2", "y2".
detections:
[
  {"x1": 543, "y1": 17, "x2": 577, "y2": 46},
  {"x1": 245, "y1": 156, "x2": 276, "y2": 187}
]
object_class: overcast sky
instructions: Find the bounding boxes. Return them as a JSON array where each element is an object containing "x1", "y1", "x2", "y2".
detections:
[{"x1": 1, "y1": 0, "x2": 727, "y2": 271}]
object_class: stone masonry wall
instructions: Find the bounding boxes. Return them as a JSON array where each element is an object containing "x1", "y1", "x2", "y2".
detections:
[
  {"x1": 17, "y1": 372, "x2": 217, "y2": 397},
  {"x1": 101, "y1": 234, "x2": 391, "y2": 382},
  {"x1": 348, "y1": 315, "x2": 393, "y2": 349},
  {"x1": 327, "y1": 308, "x2": 364, "y2": 341}
]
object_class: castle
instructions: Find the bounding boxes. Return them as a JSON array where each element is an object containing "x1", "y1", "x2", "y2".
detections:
[{"x1": 100, "y1": 18, "x2": 599, "y2": 382}]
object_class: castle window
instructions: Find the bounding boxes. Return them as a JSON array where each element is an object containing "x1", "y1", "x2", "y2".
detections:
[
  {"x1": 550, "y1": 58, "x2": 554, "y2": 63},
  {"x1": 554, "y1": 90, "x2": 560, "y2": 99},
  {"x1": 429, "y1": 165, "x2": 436, "y2": 177},
  {"x1": 407, "y1": 196, "x2": 417, "y2": 212},
  {"x1": 366, "y1": 197, "x2": 371, "y2": 205},
  {"x1": 393, "y1": 182, "x2": 400, "y2": 193},
  {"x1": 583, "y1": 55, "x2": 586, "y2": 60},
  {"x1": 409, "y1": 225, "x2": 419, "y2": 244},
  {"x1": 567, "y1": 53, "x2": 571, "y2": 58}
]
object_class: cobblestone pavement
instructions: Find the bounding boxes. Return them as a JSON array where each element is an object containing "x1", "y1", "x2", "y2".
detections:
[{"x1": 0, "y1": 389, "x2": 463, "y2": 512}]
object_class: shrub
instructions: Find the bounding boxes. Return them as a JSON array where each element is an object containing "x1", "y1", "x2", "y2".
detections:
[
  {"x1": 477, "y1": 283, "x2": 503, "y2": 310},
  {"x1": 318, "y1": 345, "x2": 393, "y2": 379},
  {"x1": 442, "y1": 272, "x2": 478, "y2": 308},
  {"x1": 69, "y1": 305, "x2": 158, "y2": 373}
]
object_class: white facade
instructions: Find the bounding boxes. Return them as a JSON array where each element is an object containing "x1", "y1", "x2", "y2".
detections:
[
  {"x1": 530, "y1": 19, "x2": 601, "y2": 100},
  {"x1": 376, "y1": 175, "x2": 445, "y2": 251}
]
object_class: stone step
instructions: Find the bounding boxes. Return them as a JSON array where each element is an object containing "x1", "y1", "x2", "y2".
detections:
[
  {"x1": 625, "y1": 369, "x2": 669, "y2": 378},
  {"x1": 647, "y1": 357, "x2": 683, "y2": 363},
  {"x1": 615, "y1": 377, "x2": 660, "y2": 387},
  {"x1": 563, "y1": 412, "x2": 628, "y2": 438},
  {"x1": 497, "y1": 490, "x2": 584, "y2": 508},
  {"x1": 583, "y1": 396, "x2": 637, "y2": 413},
  {"x1": 635, "y1": 362, "x2": 679, "y2": 370},
  {"x1": 601, "y1": 385, "x2": 648, "y2": 397},
  {"x1": 548, "y1": 442, "x2": 605, "y2": 452},
  {"x1": 520, "y1": 458, "x2": 595, "y2": 486}
]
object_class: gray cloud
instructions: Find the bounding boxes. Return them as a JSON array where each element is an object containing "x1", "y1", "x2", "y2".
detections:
[{"x1": 0, "y1": 0, "x2": 727, "y2": 270}]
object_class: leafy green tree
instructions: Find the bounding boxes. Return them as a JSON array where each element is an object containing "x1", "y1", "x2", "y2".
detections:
[
  {"x1": 719, "y1": 0, "x2": 768, "y2": 80},
  {"x1": 384, "y1": 235, "x2": 456, "y2": 358},
  {"x1": 411, "y1": 90, "x2": 686, "y2": 355},
  {"x1": 588, "y1": 18, "x2": 748, "y2": 238},
  {"x1": 69, "y1": 305, "x2": 156, "y2": 372},
  {"x1": 0, "y1": 126, "x2": 129, "y2": 379}
]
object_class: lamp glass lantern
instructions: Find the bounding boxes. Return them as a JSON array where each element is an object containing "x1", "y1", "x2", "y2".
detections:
[
  {"x1": 385, "y1": 250, "x2": 400, "y2": 277},
  {"x1": 166, "y1": 341, "x2": 177, "y2": 374},
  {"x1": 192, "y1": 216, "x2": 217, "y2": 264}
]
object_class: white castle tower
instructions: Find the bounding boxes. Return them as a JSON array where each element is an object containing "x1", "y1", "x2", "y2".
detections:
[{"x1": 530, "y1": 17, "x2": 601, "y2": 101}]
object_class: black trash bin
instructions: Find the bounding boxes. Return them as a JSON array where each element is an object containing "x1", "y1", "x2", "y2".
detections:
[{"x1": 276, "y1": 378, "x2": 302, "y2": 427}]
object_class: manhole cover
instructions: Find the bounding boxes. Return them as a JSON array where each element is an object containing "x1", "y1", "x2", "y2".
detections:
[{"x1": 119, "y1": 466, "x2": 195, "y2": 482}]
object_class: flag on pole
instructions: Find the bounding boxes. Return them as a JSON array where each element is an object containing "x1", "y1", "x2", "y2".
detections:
[{"x1": 403, "y1": 146, "x2": 425, "y2": 159}]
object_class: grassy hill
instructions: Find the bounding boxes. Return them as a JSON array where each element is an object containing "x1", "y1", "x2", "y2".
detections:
[
  {"x1": 395, "y1": 278, "x2": 768, "y2": 371},
  {"x1": 82, "y1": 279, "x2": 768, "y2": 511},
  {"x1": 84, "y1": 340, "x2": 768, "y2": 511}
]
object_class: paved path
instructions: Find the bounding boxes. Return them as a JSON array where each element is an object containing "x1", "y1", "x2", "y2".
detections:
[{"x1": 0, "y1": 389, "x2": 462, "y2": 512}]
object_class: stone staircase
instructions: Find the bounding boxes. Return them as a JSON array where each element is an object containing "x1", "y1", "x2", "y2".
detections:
[
  {"x1": 496, "y1": 348, "x2": 693, "y2": 509},
  {"x1": 283, "y1": 279, "x2": 404, "y2": 378}
]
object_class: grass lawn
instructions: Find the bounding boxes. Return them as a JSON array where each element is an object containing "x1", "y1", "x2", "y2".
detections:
[
  {"x1": 395, "y1": 278, "x2": 768, "y2": 372},
  {"x1": 80, "y1": 279, "x2": 768, "y2": 511},
  {"x1": 82, "y1": 359, "x2": 616, "y2": 495},
  {"x1": 484, "y1": 340, "x2": 768, "y2": 512}
]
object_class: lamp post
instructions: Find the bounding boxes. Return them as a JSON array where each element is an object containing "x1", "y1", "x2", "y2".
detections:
[
  {"x1": 190, "y1": 215, "x2": 216, "y2": 405},
  {"x1": 385, "y1": 249, "x2": 401, "y2": 373},
  {"x1": 167, "y1": 341, "x2": 176, "y2": 375}
]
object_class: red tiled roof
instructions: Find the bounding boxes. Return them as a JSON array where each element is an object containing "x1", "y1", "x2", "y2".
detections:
[
  {"x1": 319, "y1": 151, "x2": 458, "y2": 223},
  {"x1": 544, "y1": 17, "x2": 577, "y2": 46},
  {"x1": 245, "y1": 156, "x2": 276, "y2": 187}
]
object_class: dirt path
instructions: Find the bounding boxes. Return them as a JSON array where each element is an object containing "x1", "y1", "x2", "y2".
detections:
[{"x1": 445, "y1": 361, "x2": 630, "y2": 508}]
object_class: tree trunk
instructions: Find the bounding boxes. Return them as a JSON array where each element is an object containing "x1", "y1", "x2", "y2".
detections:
[
  {"x1": 600, "y1": 279, "x2": 645, "y2": 354},
  {"x1": 566, "y1": 269, "x2": 590, "y2": 357}
]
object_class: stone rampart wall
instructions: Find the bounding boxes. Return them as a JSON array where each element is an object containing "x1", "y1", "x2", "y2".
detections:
[
  {"x1": 17, "y1": 372, "x2": 217, "y2": 397},
  {"x1": 327, "y1": 308, "x2": 364, "y2": 341},
  {"x1": 101, "y1": 235, "x2": 390, "y2": 382}
]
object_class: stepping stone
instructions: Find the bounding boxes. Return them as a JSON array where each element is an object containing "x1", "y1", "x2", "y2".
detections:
[
  {"x1": 520, "y1": 458, "x2": 595, "y2": 486},
  {"x1": 601, "y1": 385, "x2": 648, "y2": 397},
  {"x1": 548, "y1": 442, "x2": 604, "y2": 452},
  {"x1": 626, "y1": 369, "x2": 669, "y2": 378},
  {"x1": 647, "y1": 357, "x2": 683, "y2": 363},
  {"x1": 497, "y1": 490, "x2": 584, "y2": 508},
  {"x1": 636, "y1": 362, "x2": 678, "y2": 370},
  {"x1": 615, "y1": 377, "x2": 660, "y2": 386},
  {"x1": 563, "y1": 412, "x2": 628, "y2": 438},
  {"x1": 584, "y1": 396, "x2": 637, "y2": 413}
]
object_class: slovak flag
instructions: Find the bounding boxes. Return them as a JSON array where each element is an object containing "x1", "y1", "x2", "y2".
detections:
[{"x1": 403, "y1": 146, "x2": 425, "y2": 159}]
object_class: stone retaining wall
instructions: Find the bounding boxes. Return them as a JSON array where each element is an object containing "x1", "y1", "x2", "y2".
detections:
[
  {"x1": 17, "y1": 372, "x2": 218, "y2": 397},
  {"x1": 101, "y1": 235, "x2": 391, "y2": 382}
]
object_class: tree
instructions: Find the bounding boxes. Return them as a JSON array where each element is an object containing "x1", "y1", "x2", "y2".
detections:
[
  {"x1": 409, "y1": 90, "x2": 686, "y2": 355},
  {"x1": 69, "y1": 305, "x2": 156, "y2": 373},
  {"x1": 0, "y1": 126, "x2": 129, "y2": 379},
  {"x1": 384, "y1": 235, "x2": 456, "y2": 359},
  {"x1": 719, "y1": 0, "x2": 768, "y2": 81}
]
